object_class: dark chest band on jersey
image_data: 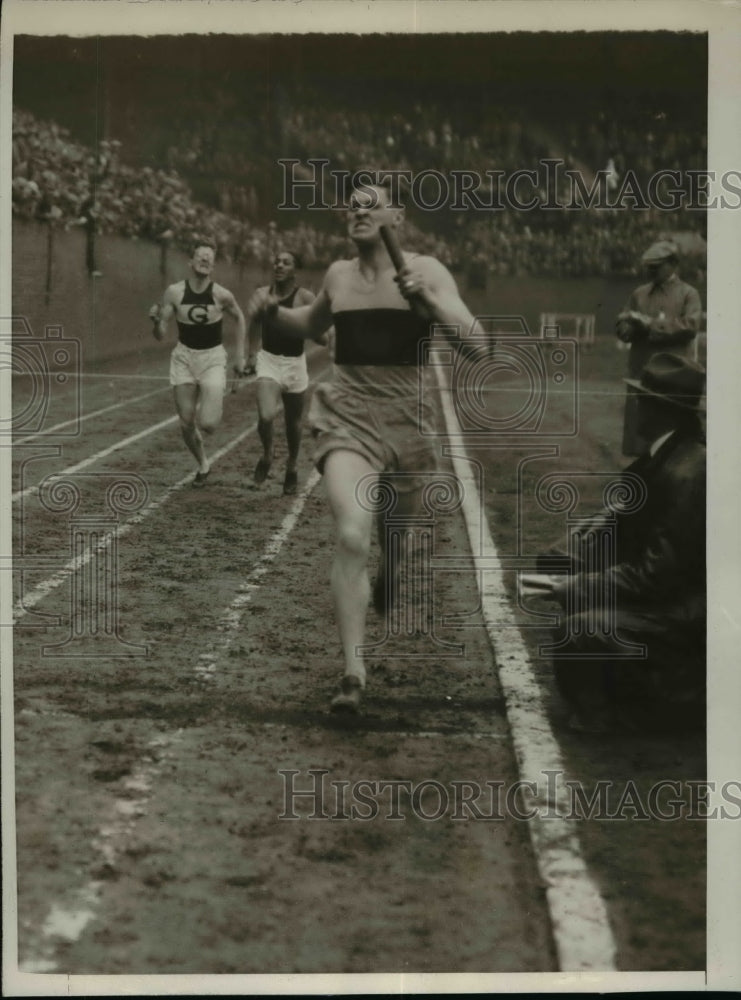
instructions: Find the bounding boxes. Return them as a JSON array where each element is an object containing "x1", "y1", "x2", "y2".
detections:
[
  {"x1": 332, "y1": 309, "x2": 431, "y2": 366},
  {"x1": 263, "y1": 286, "x2": 304, "y2": 358},
  {"x1": 177, "y1": 322, "x2": 223, "y2": 350}
]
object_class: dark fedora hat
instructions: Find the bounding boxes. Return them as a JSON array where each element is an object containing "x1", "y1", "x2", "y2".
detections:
[{"x1": 624, "y1": 352, "x2": 706, "y2": 411}]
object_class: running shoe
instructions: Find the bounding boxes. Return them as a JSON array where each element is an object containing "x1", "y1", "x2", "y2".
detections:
[
  {"x1": 282, "y1": 470, "x2": 298, "y2": 496},
  {"x1": 330, "y1": 675, "x2": 364, "y2": 714},
  {"x1": 253, "y1": 457, "x2": 271, "y2": 484}
]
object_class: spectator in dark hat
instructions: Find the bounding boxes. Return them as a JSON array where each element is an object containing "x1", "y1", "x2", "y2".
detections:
[
  {"x1": 522, "y1": 353, "x2": 706, "y2": 734},
  {"x1": 616, "y1": 239, "x2": 703, "y2": 456}
]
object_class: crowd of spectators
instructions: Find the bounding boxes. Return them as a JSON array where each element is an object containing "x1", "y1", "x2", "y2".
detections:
[
  {"x1": 561, "y1": 98, "x2": 707, "y2": 190},
  {"x1": 13, "y1": 109, "x2": 250, "y2": 260},
  {"x1": 11, "y1": 108, "x2": 444, "y2": 271},
  {"x1": 12, "y1": 95, "x2": 706, "y2": 281}
]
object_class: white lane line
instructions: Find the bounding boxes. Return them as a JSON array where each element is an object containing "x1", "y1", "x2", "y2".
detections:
[
  {"x1": 256, "y1": 721, "x2": 509, "y2": 741},
  {"x1": 20, "y1": 729, "x2": 184, "y2": 973},
  {"x1": 445, "y1": 387, "x2": 625, "y2": 397},
  {"x1": 13, "y1": 385, "x2": 170, "y2": 446},
  {"x1": 15, "y1": 366, "x2": 332, "y2": 972},
  {"x1": 45, "y1": 372, "x2": 253, "y2": 382},
  {"x1": 22, "y1": 883, "x2": 101, "y2": 973},
  {"x1": 378, "y1": 731, "x2": 507, "y2": 740},
  {"x1": 11, "y1": 357, "x2": 325, "y2": 500},
  {"x1": 13, "y1": 360, "x2": 333, "y2": 620},
  {"x1": 194, "y1": 468, "x2": 322, "y2": 680},
  {"x1": 434, "y1": 365, "x2": 617, "y2": 972},
  {"x1": 11, "y1": 414, "x2": 179, "y2": 504},
  {"x1": 13, "y1": 422, "x2": 257, "y2": 622},
  {"x1": 40, "y1": 373, "x2": 172, "y2": 381},
  {"x1": 31, "y1": 344, "x2": 323, "y2": 382}
]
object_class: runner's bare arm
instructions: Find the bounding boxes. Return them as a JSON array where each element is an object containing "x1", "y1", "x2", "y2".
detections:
[
  {"x1": 294, "y1": 287, "x2": 328, "y2": 345},
  {"x1": 152, "y1": 285, "x2": 177, "y2": 342},
  {"x1": 242, "y1": 286, "x2": 268, "y2": 370},
  {"x1": 245, "y1": 318, "x2": 261, "y2": 372},
  {"x1": 244, "y1": 286, "x2": 269, "y2": 323},
  {"x1": 260, "y1": 282, "x2": 333, "y2": 342},
  {"x1": 219, "y1": 288, "x2": 247, "y2": 372},
  {"x1": 397, "y1": 257, "x2": 484, "y2": 337}
]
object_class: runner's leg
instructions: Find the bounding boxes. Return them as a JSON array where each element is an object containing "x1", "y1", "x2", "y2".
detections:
[
  {"x1": 256, "y1": 378, "x2": 282, "y2": 465},
  {"x1": 324, "y1": 448, "x2": 377, "y2": 687},
  {"x1": 282, "y1": 390, "x2": 306, "y2": 474},
  {"x1": 173, "y1": 384, "x2": 209, "y2": 473},
  {"x1": 197, "y1": 379, "x2": 225, "y2": 435},
  {"x1": 373, "y1": 482, "x2": 430, "y2": 622}
]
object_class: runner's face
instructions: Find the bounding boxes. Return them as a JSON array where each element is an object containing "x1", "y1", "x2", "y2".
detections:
[
  {"x1": 347, "y1": 186, "x2": 400, "y2": 243},
  {"x1": 191, "y1": 247, "x2": 215, "y2": 277},
  {"x1": 273, "y1": 253, "x2": 296, "y2": 282}
]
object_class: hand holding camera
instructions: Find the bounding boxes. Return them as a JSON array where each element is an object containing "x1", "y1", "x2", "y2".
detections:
[{"x1": 616, "y1": 310, "x2": 650, "y2": 343}]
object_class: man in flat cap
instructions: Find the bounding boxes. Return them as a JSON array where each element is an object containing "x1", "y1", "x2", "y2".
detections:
[
  {"x1": 616, "y1": 239, "x2": 703, "y2": 456},
  {"x1": 522, "y1": 353, "x2": 706, "y2": 733}
]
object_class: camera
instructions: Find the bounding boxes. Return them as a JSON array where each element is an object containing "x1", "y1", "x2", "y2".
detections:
[
  {"x1": 419, "y1": 316, "x2": 578, "y2": 438},
  {"x1": 4, "y1": 318, "x2": 81, "y2": 438}
]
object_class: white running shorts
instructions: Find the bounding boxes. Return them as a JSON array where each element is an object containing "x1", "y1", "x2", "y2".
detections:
[
  {"x1": 169, "y1": 342, "x2": 227, "y2": 392},
  {"x1": 255, "y1": 348, "x2": 309, "y2": 394}
]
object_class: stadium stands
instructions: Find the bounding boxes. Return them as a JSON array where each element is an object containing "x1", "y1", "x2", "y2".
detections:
[{"x1": 12, "y1": 90, "x2": 706, "y2": 280}]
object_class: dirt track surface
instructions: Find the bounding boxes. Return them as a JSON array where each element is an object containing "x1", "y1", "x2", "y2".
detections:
[
  {"x1": 13, "y1": 345, "x2": 559, "y2": 975},
  {"x1": 11, "y1": 324, "x2": 705, "y2": 977}
]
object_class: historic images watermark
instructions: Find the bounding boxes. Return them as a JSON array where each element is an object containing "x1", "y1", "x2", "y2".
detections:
[
  {"x1": 7, "y1": 316, "x2": 149, "y2": 656},
  {"x1": 419, "y1": 316, "x2": 578, "y2": 438},
  {"x1": 5, "y1": 317, "x2": 81, "y2": 440},
  {"x1": 354, "y1": 469, "x2": 466, "y2": 657},
  {"x1": 349, "y1": 310, "x2": 635, "y2": 660},
  {"x1": 278, "y1": 769, "x2": 741, "y2": 823},
  {"x1": 278, "y1": 158, "x2": 741, "y2": 213}
]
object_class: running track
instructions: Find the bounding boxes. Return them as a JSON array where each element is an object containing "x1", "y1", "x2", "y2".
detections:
[{"x1": 8, "y1": 339, "x2": 638, "y2": 984}]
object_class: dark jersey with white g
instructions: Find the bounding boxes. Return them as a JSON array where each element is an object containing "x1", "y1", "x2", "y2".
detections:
[{"x1": 175, "y1": 280, "x2": 223, "y2": 349}]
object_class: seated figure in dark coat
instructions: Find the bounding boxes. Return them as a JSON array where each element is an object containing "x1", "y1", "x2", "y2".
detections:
[{"x1": 523, "y1": 352, "x2": 706, "y2": 733}]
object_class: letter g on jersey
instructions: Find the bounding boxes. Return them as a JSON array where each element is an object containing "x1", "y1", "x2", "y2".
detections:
[{"x1": 187, "y1": 304, "x2": 210, "y2": 324}]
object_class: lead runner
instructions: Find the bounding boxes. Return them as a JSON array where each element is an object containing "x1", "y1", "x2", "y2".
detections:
[{"x1": 254, "y1": 180, "x2": 482, "y2": 713}]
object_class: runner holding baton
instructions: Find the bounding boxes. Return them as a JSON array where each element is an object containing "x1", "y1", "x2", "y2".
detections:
[
  {"x1": 250, "y1": 181, "x2": 483, "y2": 713},
  {"x1": 379, "y1": 224, "x2": 406, "y2": 273}
]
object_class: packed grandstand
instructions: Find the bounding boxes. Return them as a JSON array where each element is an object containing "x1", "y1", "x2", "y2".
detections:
[{"x1": 12, "y1": 33, "x2": 707, "y2": 282}]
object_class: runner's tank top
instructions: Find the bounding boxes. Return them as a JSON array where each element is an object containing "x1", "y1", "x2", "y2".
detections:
[
  {"x1": 263, "y1": 286, "x2": 304, "y2": 357},
  {"x1": 332, "y1": 307, "x2": 433, "y2": 398},
  {"x1": 176, "y1": 280, "x2": 223, "y2": 349}
]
